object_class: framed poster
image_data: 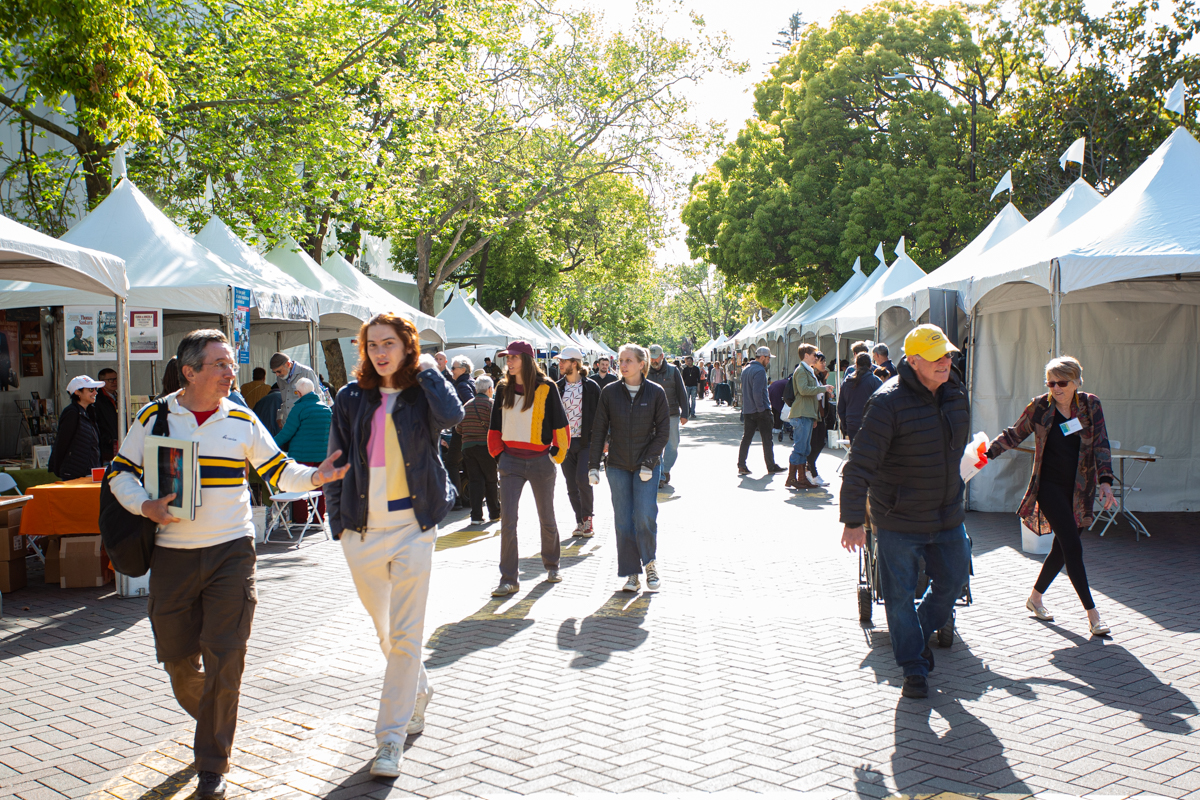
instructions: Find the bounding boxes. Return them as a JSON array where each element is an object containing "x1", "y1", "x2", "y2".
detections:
[
  {"x1": 0, "y1": 322, "x2": 19, "y2": 390},
  {"x1": 128, "y1": 309, "x2": 162, "y2": 361},
  {"x1": 64, "y1": 308, "x2": 97, "y2": 359},
  {"x1": 96, "y1": 310, "x2": 118, "y2": 355}
]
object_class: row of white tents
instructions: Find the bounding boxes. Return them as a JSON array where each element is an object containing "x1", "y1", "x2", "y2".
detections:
[{"x1": 700, "y1": 126, "x2": 1200, "y2": 514}]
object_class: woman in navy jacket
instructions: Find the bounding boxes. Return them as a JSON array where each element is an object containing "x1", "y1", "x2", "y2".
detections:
[{"x1": 324, "y1": 313, "x2": 463, "y2": 779}]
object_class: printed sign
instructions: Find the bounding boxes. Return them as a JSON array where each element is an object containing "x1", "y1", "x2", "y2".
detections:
[
  {"x1": 233, "y1": 287, "x2": 252, "y2": 364},
  {"x1": 128, "y1": 309, "x2": 162, "y2": 360},
  {"x1": 64, "y1": 307, "x2": 97, "y2": 359},
  {"x1": 19, "y1": 321, "x2": 43, "y2": 377},
  {"x1": 255, "y1": 290, "x2": 311, "y2": 322},
  {"x1": 65, "y1": 306, "x2": 163, "y2": 360}
]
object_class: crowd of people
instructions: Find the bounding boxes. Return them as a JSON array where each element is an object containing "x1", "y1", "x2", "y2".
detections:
[{"x1": 88, "y1": 317, "x2": 1121, "y2": 793}]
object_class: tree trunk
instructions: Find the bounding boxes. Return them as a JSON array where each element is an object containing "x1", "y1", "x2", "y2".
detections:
[
  {"x1": 416, "y1": 233, "x2": 436, "y2": 315},
  {"x1": 515, "y1": 287, "x2": 533, "y2": 316},
  {"x1": 78, "y1": 130, "x2": 112, "y2": 207},
  {"x1": 322, "y1": 339, "x2": 348, "y2": 389}
]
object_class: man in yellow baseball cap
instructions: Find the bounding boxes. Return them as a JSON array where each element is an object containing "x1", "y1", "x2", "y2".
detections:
[{"x1": 837, "y1": 322, "x2": 970, "y2": 699}]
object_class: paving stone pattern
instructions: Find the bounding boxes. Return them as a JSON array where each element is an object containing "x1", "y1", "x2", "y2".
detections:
[{"x1": 1, "y1": 399, "x2": 1198, "y2": 799}]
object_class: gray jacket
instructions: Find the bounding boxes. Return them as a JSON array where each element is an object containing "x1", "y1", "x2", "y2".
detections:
[
  {"x1": 647, "y1": 362, "x2": 687, "y2": 418},
  {"x1": 740, "y1": 360, "x2": 770, "y2": 415},
  {"x1": 277, "y1": 361, "x2": 321, "y2": 425}
]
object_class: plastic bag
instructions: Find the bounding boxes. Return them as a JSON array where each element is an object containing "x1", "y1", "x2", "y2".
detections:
[{"x1": 960, "y1": 431, "x2": 990, "y2": 483}]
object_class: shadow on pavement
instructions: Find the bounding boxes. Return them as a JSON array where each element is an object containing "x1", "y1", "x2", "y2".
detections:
[
  {"x1": 859, "y1": 629, "x2": 1035, "y2": 795},
  {"x1": 0, "y1": 589, "x2": 145, "y2": 661},
  {"x1": 423, "y1": 582, "x2": 555, "y2": 669},
  {"x1": 556, "y1": 592, "x2": 653, "y2": 669}
]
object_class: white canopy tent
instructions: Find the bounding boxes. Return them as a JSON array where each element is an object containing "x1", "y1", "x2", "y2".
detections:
[
  {"x1": 967, "y1": 128, "x2": 1200, "y2": 514},
  {"x1": 489, "y1": 310, "x2": 547, "y2": 348},
  {"x1": 437, "y1": 287, "x2": 509, "y2": 348},
  {"x1": 788, "y1": 258, "x2": 869, "y2": 337},
  {"x1": 320, "y1": 253, "x2": 445, "y2": 345},
  {"x1": 265, "y1": 237, "x2": 374, "y2": 326}
]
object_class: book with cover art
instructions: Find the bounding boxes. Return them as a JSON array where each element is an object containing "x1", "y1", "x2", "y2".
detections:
[{"x1": 143, "y1": 436, "x2": 200, "y2": 521}]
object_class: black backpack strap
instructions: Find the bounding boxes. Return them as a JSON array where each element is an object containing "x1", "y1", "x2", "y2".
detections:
[{"x1": 150, "y1": 400, "x2": 171, "y2": 437}]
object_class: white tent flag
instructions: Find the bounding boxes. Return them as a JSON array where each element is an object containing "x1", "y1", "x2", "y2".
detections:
[
  {"x1": 895, "y1": 236, "x2": 906, "y2": 257},
  {"x1": 1165, "y1": 78, "x2": 1187, "y2": 115},
  {"x1": 1059, "y1": 137, "x2": 1086, "y2": 170},
  {"x1": 110, "y1": 144, "x2": 127, "y2": 188},
  {"x1": 874, "y1": 241, "x2": 886, "y2": 266},
  {"x1": 990, "y1": 170, "x2": 1013, "y2": 201}
]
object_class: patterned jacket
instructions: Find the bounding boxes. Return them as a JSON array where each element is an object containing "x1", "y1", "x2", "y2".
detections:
[
  {"x1": 487, "y1": 375, "x2": 570, "y2": 464},
  {"x1": 986, "y1": 392, "x2": 1115, "y2": 534}
]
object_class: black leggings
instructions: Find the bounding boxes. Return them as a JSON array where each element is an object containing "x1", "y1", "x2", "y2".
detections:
[{"x1": 1033, "y1": 481, "x2": 1095, "y2": 610}]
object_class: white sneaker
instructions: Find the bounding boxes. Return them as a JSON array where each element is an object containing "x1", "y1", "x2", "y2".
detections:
[
  {"x1": 370, "y1": 741, "x2": 402, "y2": 777},
  {"x1": 406, "y1": 686, "x2": 433, "y2": 734},
  {"x1": 579, "y1": 518, "x2": 595, "y2": 538},
  {"x1": 808, "y1": 471, "x2": 828, "y2": 487},
  {"x1": 644, "y1": 561, "x2": 661, "y2": 591},
  {"x1": 622, "y1": 574, "x2": 640, "y2": 592},
  {"x1": 572, "y1": 520, "x2": 585, "y2": 535}
]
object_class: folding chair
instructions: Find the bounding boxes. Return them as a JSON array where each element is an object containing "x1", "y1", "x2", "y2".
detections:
[
  {"x1": 264, "y1": 490, "x2": 328, "y2": 547},
  {"x1": 1091, "y1": 444, "x2": 1155, "y2": 538}
]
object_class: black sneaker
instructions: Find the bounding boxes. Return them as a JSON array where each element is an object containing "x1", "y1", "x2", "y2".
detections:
[
  {"x1": 902, "y1": 675, "x2": 929, "y2": 699},
  {"x1": 766, "y1": 464, "x2": 787, "y2": 474},
  {"x1": 197, "y1": 772, "x2": 227, "y2": 800},
  {"x1": 737, "y1": 464, "x2": 751, "y2": 475},
  {"x1": 922, "y1": 646, "x2": 935, "y2": 673}
]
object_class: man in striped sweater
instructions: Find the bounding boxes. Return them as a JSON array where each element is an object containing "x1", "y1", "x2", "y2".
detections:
[{"x1": 458, "y1": 375, "x2": 500, "y2": 524}]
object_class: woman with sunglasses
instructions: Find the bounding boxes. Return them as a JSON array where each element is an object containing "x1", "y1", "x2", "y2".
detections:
[
  {"x1": 48, "y1": 375, "x2": 106, "y2": 480},
  {"x1": 985, "y1": 356, "x2": 1117, "y2": 636}
]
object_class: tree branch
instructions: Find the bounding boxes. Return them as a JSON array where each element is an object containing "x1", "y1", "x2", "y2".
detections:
[{"x1": 0, "y1": 94, "x2": 85, "y2": 149}]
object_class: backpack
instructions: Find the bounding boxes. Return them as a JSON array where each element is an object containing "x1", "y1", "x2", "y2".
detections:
[
  {"x1": 782, "y1": 369, "x2": 797, "y2": 406},
  {"x1": 99, "y1": 401, "x2": 170, "y2": 577}
]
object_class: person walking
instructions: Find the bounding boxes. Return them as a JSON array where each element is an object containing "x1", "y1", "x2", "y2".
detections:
[
  {"x1": 274, "y1": 377, "x2": 333, "y2": 519},
  {"x1": 985, "y1": 355, "x2": 1117, "y2": 636},
  {"x1": 239, "y1": 367, "x2": 272, "y2": 411},
  {"x1": 110, "y1": 330, "x2": 346, "y2": 798},
  {"x1": 647, "y1": 344, "x2": 687, "y2": 488},
  {"x1": 593, "y1": 356, "x2": 619, "y2": 388},
  {"x1": 837, "y1": 352, "x2": 884, "y2": 444},
  {"x1": 447, "y1": 356, "x2": 476, "y2": 508},
  {"x1": 486, "y1": 340, "x2": 571, "y2": 596},
  {"x1": 459, "y1": 376, "x2": 500, "y2": 524},
  {"x1": 49, "y1": 376, "x2": 105, "y2": 480},
  {"x1": 710, "y1": 361, "x2": 727, "y2": 406},
  {"x1": 838, "y1": 324, "x2": 972, "y2": 699},
  {"x1": 737, "y1": 346, "x2": 786, "y2": 476},
  {"x1": 806, "y1": 352, "x2": 836, "y2": 487},
  {"x1": 784, "y1": 344, "x2": 831, "y2": 490},
  {"x1": 556, "y1": 347, "x2": 601, "y2": 538},
  {"x1": 728, "y1": 356, "x2": 742, "y2": 409},
  {"x1": 324, "y1": 313, "x2": 463, "y2": 778},
  {"x1": 681, "y1": 356, "x2": 701, "y2": 418},
  {"x1": 872, "y1": 343, "x2": 898, "y2": 380},
  {"x1": 94, "y1": 368, "x2": 120, "y2": 459},
  {"x1": 588, "y1": 344, "x2": 669, "y2": 592}
]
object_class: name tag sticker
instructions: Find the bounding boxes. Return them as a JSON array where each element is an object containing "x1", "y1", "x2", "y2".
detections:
[{"x1": 1060, "y1": 417, "x2": 1083, "y2": 436}]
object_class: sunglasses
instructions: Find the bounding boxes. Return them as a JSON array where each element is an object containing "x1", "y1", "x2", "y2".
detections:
[{"x1": 1046, "y1": 380, "x2": 1073, "y2": 389}]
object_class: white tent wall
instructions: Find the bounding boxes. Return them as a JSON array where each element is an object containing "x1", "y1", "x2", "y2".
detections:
[{"x1": 968, "y1": 279, "x2": 1200, "y2": 515}]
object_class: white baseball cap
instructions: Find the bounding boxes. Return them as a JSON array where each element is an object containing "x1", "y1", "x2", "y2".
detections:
[
  {"x1": 557, "y1": 346, "x2": 585, "y2": 361},
  {"x1": 67, "y1": 376, "x2": 105, "y2": 395}
]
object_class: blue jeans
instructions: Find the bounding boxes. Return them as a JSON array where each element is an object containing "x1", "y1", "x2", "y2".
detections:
[
  {"x1": 875, "y1": 524, "x2": 972, "y2": 678},
  {"x1": 788, "y1": 416, "x2": 814, "y2": 466},
  {"x1": 663, "y1": 415, "x2": 680, "y2": 475},
  {"x1": 685, "y1": 385, "x2": 697, "y2": 417},
  {"x1": 607, "y1": 464, "x2": 660, "y2": 576}
]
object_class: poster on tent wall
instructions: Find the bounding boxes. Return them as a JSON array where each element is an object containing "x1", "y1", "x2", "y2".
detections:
[
  {"x1": 255, "y1": 290, "x2": 310, "y2": 322},
  {"x1": 19, "y1": 321, "x2": 43, "y2": 377},
  {"x1": 232, "y1": 287, "x2": 251, "y2": 365},
  {"x1": 0, "y1": 321, "x2": 19, "y2": 390},
  {"x1": 128, "y1": 309, "x2": 162, "y2": 360},
  {"x1": 65, "y1": 305, "x2": 163, "y2": 360},
  {"x1": 64, "y1": 307, "x2": 97, "y2": 359}
]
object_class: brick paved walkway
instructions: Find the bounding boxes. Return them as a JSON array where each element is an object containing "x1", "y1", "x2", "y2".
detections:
[{"x1": 2, "y1": 398, "x2": 1198, "y2": 799}]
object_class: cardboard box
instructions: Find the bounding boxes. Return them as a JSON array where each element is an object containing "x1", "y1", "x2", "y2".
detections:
[
  {"x1": 0, "y1": 505, "x2": 21, "y2": 529},
  {"x1": 44, "y1": 536, "x2": 60, "y2": 584},
  {"x1": 0, "y1": 525, "x2": 26, "y2": 561},
  {"x1": 0, "y1": 557, "x2": 26, "y2": 592},
  {"x1": 59, "y1": 535, "x2": 112, "y2": 589}
]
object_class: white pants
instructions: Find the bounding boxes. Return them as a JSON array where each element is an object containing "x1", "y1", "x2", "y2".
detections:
[{"x1": 341, "y1": 520, "x2": 436, "y2": 745}]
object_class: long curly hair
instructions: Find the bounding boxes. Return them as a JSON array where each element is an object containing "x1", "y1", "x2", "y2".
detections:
[{"x1": 354, "y1": 313, "x2": 420, "y2": 391}]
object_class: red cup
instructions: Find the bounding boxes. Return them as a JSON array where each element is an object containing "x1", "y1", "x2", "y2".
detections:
[{"x1": 92, "y1": 467, "x2": 106, "y2": 482}]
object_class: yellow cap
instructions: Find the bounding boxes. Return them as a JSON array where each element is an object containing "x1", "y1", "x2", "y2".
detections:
[{"x1": 904, "y1": 324, "x2": 960, "y2": 361}]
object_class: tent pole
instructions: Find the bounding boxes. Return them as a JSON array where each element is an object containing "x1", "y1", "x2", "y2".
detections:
[
  {"x1": 308, "y1": 321, "x2": 318, "y2": 375},
  {"x1": 965, "y1": 306, "x2": 977, "y2": 511},
  {"x1": 115, "y1": 297, "x2": 131, "y2": 442},
  {"x1": 1050, "y1": 258, "x2": 1062, "y2": 357}
]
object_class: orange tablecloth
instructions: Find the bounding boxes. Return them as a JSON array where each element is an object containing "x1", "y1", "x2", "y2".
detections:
[{"x1": 19, "y1": 477, "x2": 102, "y2": 537}]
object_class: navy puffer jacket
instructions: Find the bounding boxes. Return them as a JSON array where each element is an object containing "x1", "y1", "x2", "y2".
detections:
[{"x1": 325, "y1": 369, "x2": 464, "y2": 536}]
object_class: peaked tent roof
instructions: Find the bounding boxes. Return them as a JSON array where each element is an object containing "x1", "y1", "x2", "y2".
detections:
[
  {"x1": 437, "y1": 287, "x2": 508, "y2": 348},
  {"x1": 810, "y1": 240, "x2": 928, "y2": 336},
  {"x1": 876, "y1": 202, "x2": 1029, "y2": 321},
  {"x1": 489, "y1": 310, "x2": 546, "y2": 347},
  {"x1": 762, "y1": 294, "x2": 816, "y2": 336},
  {"x1": 0, "y1": 214, "x2": 127, "y2": 298},
  {"x1": 4, "y1": 179, "x2": 269, "y2": 315},
  {"x1": 194, "y1": 215, "x2": 320, "y2": 324},
  {"x1": 266, "y1": 236, "x2": 374, "y2": 324},
  {"x1": 787, "y1": 258, "x2": 869, "y2": 333},
  {"x1": 321, "y1": 253, "x2": 445, "y2": 342},
  {"x1": 984, "y1": 126, "x2": 1200, "y2": 299}
]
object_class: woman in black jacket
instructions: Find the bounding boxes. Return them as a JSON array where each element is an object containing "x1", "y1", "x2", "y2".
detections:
[
  {"x1": 49, "y1": 376, "x2": 106, "y2": 480},
  {"x1": 325, "y1": 313, "x2": 463, "y2": 779},
  {"x1": 588, "y1": 344, "x2": 670, "y2": 593},
  {"x1": 837, "y1": 352, "x2": 884, "y2": 444}
]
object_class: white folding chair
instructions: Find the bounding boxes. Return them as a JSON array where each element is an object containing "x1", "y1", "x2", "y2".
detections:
[
  {"x1": 0, "y1": 474, "x2": 17, "y2": 494},
  {"x1": 264, "y1": 490, "x2": 328, "y2": 547}
]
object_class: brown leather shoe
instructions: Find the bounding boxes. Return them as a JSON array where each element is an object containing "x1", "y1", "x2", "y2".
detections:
[{"x1": 784, "y1": 464, "x2": 800, "y2": 489}]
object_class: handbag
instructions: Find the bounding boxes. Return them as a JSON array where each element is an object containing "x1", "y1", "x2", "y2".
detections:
[{"x1": 100, "y1": 401, "x2": 170, "y2": 577}]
